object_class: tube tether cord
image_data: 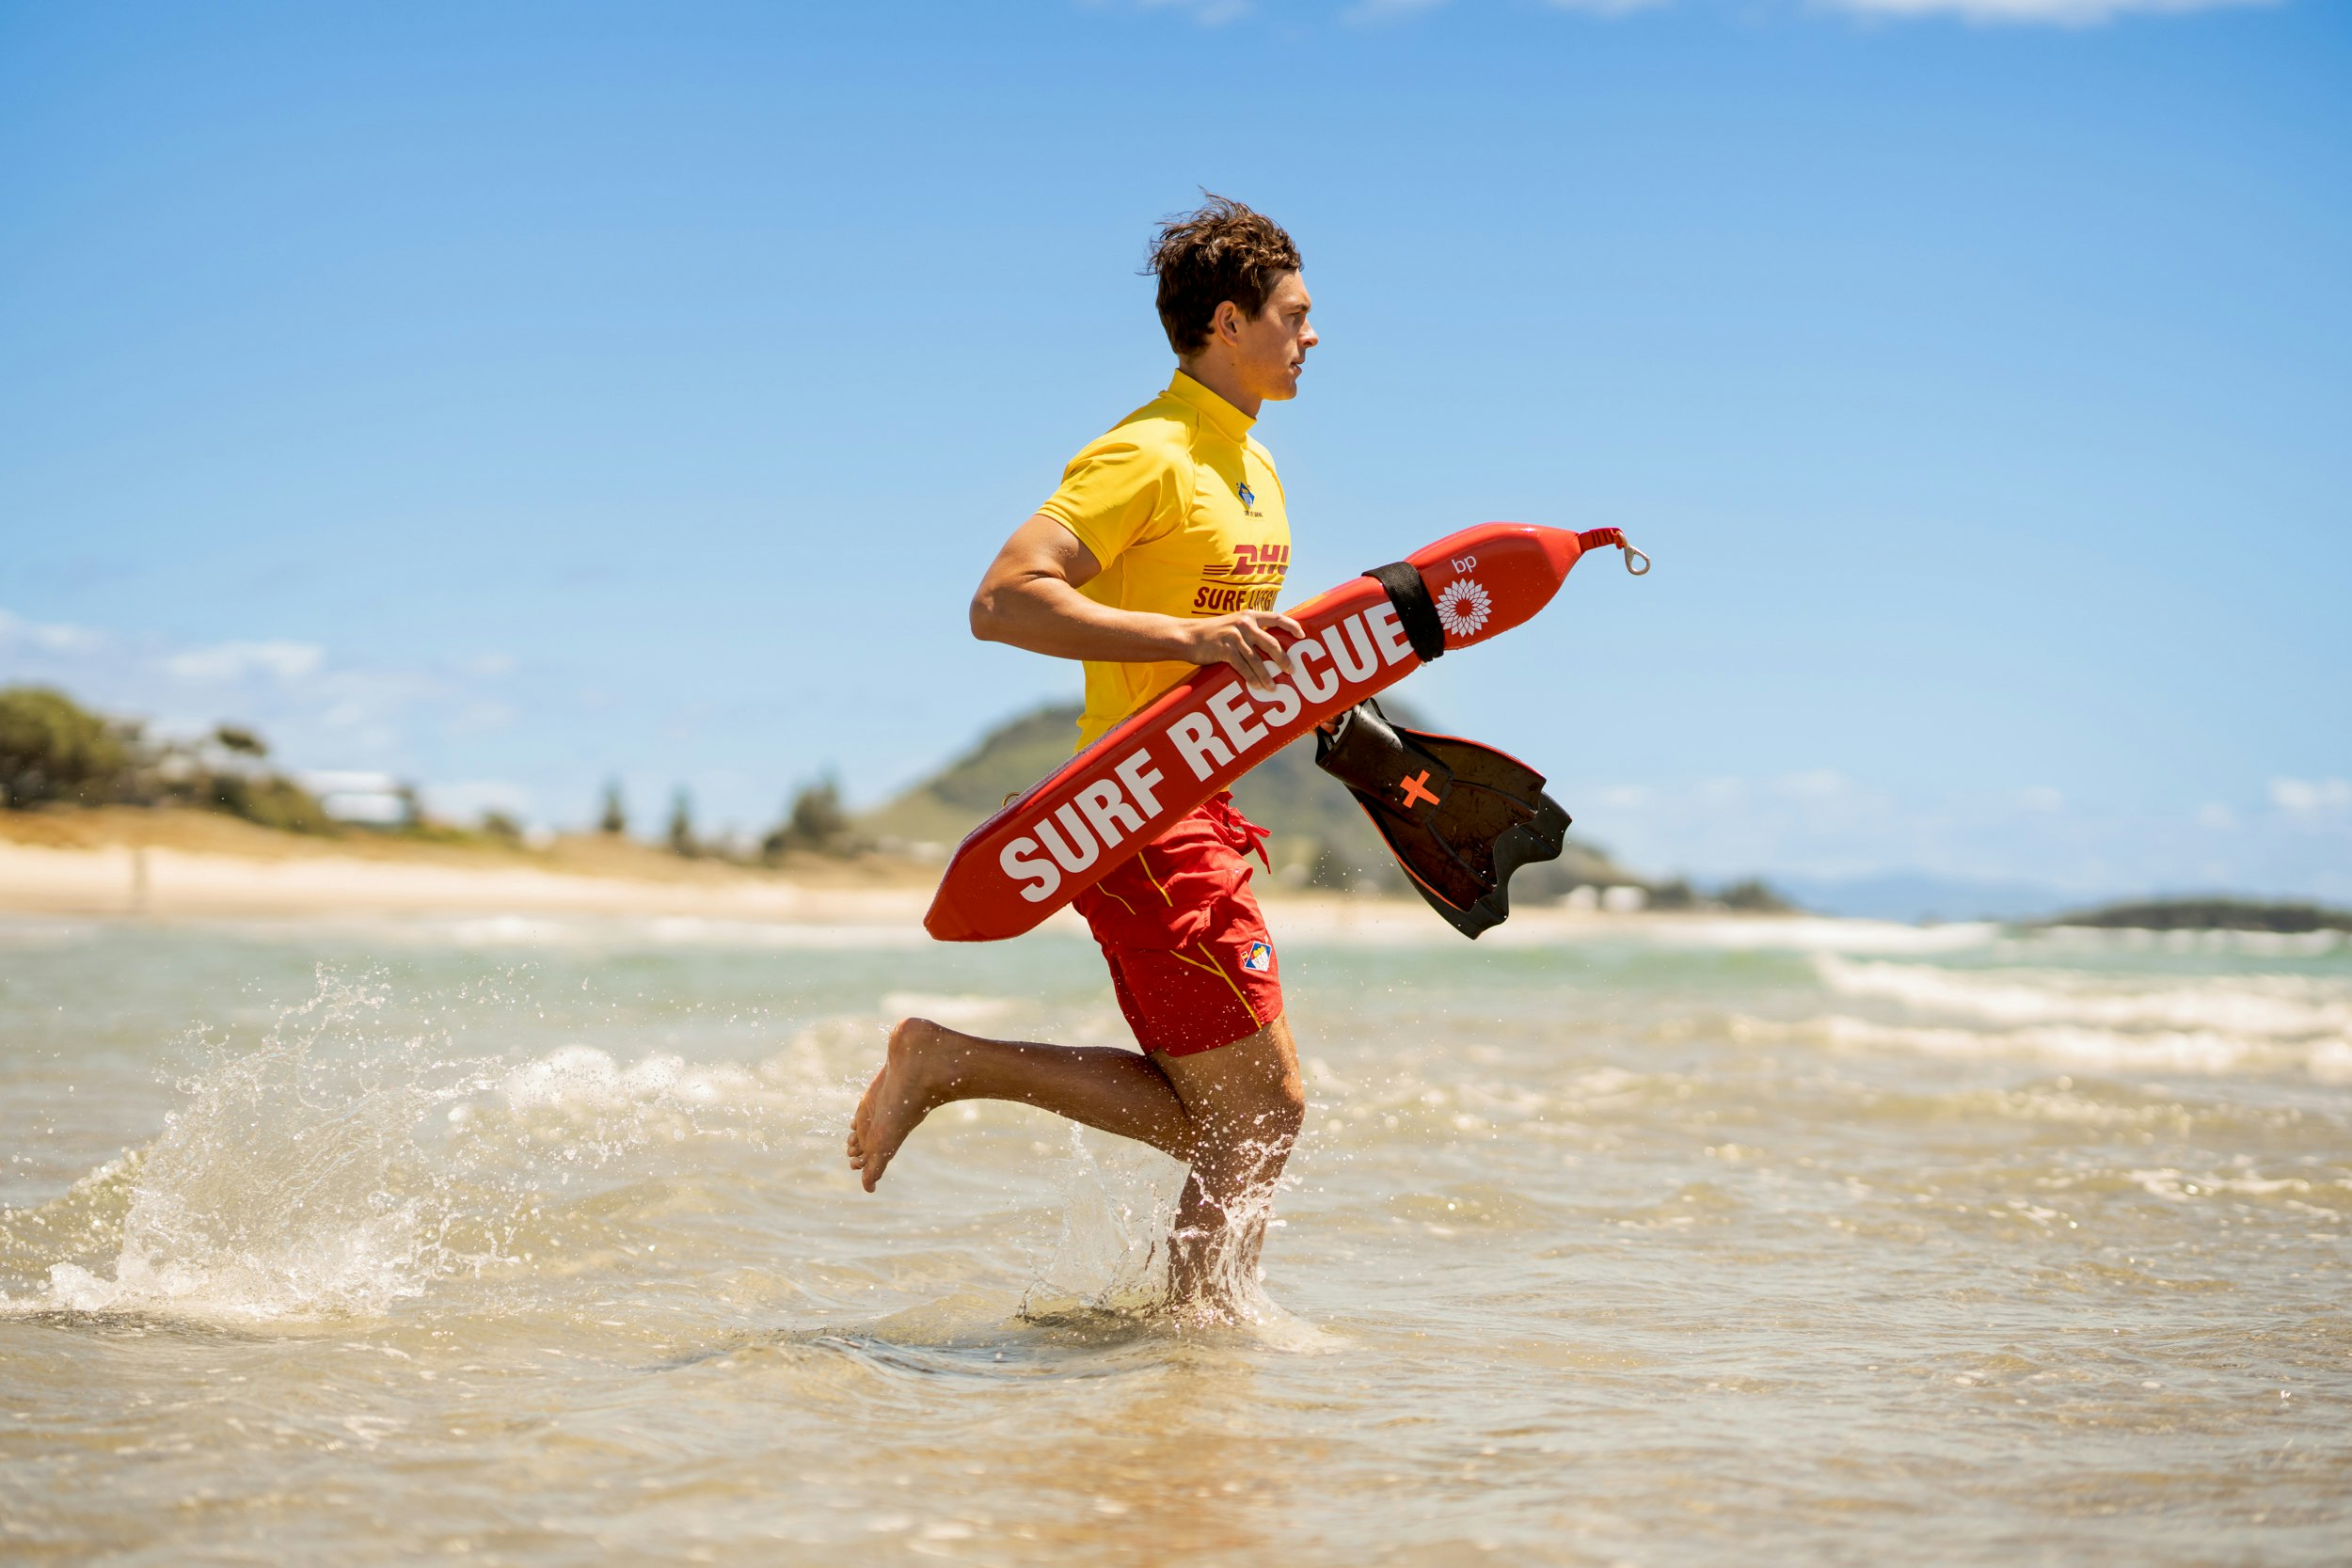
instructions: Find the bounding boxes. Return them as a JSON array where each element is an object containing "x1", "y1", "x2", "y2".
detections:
[
  {"x1": 1362, "y1": 561, "x2": 1445, "y2": 662},
  {"x1": 1581, "y1": 527, "x2": 1652, "y2": 575}
]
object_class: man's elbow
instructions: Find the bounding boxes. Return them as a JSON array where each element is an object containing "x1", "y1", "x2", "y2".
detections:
[{"x1": 967, "y1": 587, "x2": 1004, "y2": 643}]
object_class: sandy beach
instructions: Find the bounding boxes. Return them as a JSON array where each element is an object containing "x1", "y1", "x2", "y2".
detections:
[
  {"x1": 0, "y1": 810, "x2": 2002, "y2": 960},
  {"x1": 0, "y1": 832, "x2": 941, "y2": 923},
  {"x1": 0, "y1": 808, "x2": 940, "y2": 923}
]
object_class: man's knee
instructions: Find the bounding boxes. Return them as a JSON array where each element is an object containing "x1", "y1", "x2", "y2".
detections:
[
  {"x1": 1158, "y1": 1017, "x2": 1307, "y2": 1162},
  {"x1": 1200, "y1": 1068, "x2": 1305, "y2": 1173},
  {"x1": 1260, "y1": 1071, "x2": 1307, "y2": 1142},
  {"x1": 1223, "y1": 1030, "x2": 1305, "y2": 1140}
]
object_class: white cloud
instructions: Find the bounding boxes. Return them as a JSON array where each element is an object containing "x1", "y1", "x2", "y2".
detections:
[
  {"x1": 1775, "y1": 768, "x2": 1851, "y2": 800},
  {"x1": 1820, "y1": 0, "x2": 2272, "y2": 24},
  {"x1": 0, "y1": 607, "x2": 574, "y2": 822},
  {"x1": 1557, "y1": 764, "x2": 2352, "y2": 899},
  {"x1": 1696, "y1": 775, "x2": 1750, "y2": 806},
  {"x1": 1544, "y1": 0, "x2": 1670, "y2": 12},
  {"x1": 0, "y1": 609, "x2": 105, "y2": 655},
  {"x1": 450, "y1": 701, "x2": 517, "y2": 736},
  {"x1": 2269, "y1": 776, "x2": 2352, "y2": 816},
  {"x1": 163, "y1": 640, "x2": 324, "y2": 686},
  {"x1": 1121, "y1": 0, "x2": 1252, "y2": 24}
]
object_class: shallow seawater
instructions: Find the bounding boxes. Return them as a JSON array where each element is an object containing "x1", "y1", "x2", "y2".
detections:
[{"x1": 2, "y1": 912, "x2": 2347, "y2": 1566}]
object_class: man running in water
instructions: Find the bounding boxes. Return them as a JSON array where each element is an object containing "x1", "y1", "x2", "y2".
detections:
[{"x1": 848, "y1": 196, "x2": 1317, "y2": 1307}]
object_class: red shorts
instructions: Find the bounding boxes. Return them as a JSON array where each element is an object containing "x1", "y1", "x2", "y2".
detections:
[{"x1": 1072, "y1": 793, "x2": 1283, "y2": 1058}]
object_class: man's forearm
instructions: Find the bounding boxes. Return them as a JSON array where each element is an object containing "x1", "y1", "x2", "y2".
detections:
[{"x1": 970, "y1": 575, "x2": 1194, "y2": 664}]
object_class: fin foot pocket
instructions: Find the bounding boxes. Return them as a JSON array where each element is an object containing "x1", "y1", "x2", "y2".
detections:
[{"x1": 1313, "y1": 701, "x2": 1571, "y2": 939}]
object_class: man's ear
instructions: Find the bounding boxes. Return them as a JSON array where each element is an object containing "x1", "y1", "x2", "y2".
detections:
[{"x1": 1212, "y1": 299, "x2": 1242, "y2": 345}]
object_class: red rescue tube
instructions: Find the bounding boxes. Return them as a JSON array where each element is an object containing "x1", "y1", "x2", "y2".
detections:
[{"x1": 924, "y1": 523, "x2": 1629, "y2": 942}]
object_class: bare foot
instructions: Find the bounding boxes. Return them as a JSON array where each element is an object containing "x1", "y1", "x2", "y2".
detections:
[{"x1": 845, "y1": 1018, "x2": 959, "y2": 1192}]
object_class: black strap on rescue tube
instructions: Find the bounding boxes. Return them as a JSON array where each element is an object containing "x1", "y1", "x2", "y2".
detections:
[{"x1": 1363, "y1": 561, "x2": 1445, "y2": 662}]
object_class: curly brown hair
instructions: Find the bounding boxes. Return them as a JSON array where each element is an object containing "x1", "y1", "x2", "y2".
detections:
[{"x1": 1145, "y1": 194, "x2": 1302, "y2": 356}]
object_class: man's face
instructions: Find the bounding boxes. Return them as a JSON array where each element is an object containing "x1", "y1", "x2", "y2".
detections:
[{"x1": 1232, "y1": 272, "x2": 1317, "y2": 404}]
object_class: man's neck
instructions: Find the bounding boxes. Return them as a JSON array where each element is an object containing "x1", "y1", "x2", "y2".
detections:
[{"x1": 1177, "y1": 356, "x2": 1260, "y2": 420}]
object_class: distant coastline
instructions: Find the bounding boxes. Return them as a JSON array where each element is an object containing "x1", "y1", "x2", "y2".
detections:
[
  {"x1": 8, "y1": 687, "x2": 2343, "y2": 934},
  {"x1": 2040, "y1": 897, "x2": 2352, "y2": 935},
  {"x1": 6, "y1": 810, "x2": 2344, "y2": 941}
]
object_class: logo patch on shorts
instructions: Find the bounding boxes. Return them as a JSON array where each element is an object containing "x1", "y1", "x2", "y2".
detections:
[{"x1": 1241, "y1": 941, "x2": 1274, "y2": 974}]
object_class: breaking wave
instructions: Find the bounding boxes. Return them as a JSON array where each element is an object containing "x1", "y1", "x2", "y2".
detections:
[
  {"x1": 1733, "y1": 954, "x2": 2352, "y2": 1080},
  {"x1": 1818, "y1": 955, "x2": 2352, "y2": 1037}
]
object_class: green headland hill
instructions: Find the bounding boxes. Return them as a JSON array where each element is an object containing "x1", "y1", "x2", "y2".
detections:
[{"x1": 857, "y1": 700, "x2": 1641, "y2": 896}]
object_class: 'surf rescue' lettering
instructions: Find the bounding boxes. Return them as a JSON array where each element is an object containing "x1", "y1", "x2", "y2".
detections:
[
  {"x1": 1009, "y1": 608, "x2": 1430, "y2": 865},
  {"x1": 1157, "y1": 608, "x2": 1409, "y2": 782},
  {"x1": 1168, "y1": 712, "x2": 1233, "y2": 781},
  {"x1": 1003, "y1": 751, "x2": 1168, "y2": 901}
]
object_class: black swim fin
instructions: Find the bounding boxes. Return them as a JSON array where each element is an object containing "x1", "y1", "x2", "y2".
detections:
[{"x1": 1313, "y1": 700, "x2": 1571, "y2": 939}]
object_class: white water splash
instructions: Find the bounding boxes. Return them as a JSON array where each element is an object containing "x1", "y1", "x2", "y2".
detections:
[
  {"x1": 31, "y1": 974, "x2": 482, "y2": 1320},
  {"x1": 2, "y1": 973, "x2": 882, "y2": 1323}
]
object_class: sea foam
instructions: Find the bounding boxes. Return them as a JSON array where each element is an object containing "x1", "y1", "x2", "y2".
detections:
[{"x1": 1744, "y1": 954, "x2": 2352, "y2": 1080}]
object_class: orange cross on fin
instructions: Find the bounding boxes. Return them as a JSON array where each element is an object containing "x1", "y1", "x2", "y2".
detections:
[{"x1": 1398, "y1": 769, "x2": 1439, "y2": 809}]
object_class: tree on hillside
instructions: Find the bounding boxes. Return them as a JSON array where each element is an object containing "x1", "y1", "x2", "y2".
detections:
[
  {"x1": 204, "y1": 771, "x2": 334, "y2": 833},
  {"x1": 598, "y1": 779, "x2": 628, "y2": 835},
  {"x1": 667, "y1": 788, "x2": 697, "y2": 857},
  {"x1": 1719, "y1": 878, "x2": 1795, "y2": 912},
  {"x1": 0, "y1": 687, "x2": 130, "y2": 808},
  {"x1": 764, "y1": 775, "x2": 852, "y2": 860},
  {"x1": 183, "y1": 714, "x2": 332, "y2": 832},
  {"x1": 0, "y1": 685, "x2": 333, "y2": 832}
]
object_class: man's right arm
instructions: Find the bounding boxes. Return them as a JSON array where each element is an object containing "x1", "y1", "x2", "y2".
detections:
[{"x1": 969, "y1": 515, "x2": 1303, "y2": 689}]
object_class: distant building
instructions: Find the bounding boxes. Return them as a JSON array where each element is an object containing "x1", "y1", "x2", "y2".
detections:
[{"x1": 298, "y1": 770, "x2": 407, "y2": 826}]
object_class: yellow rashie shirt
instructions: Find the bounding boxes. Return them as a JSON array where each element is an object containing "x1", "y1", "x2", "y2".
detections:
[{"x1": 1038, "y1": 371, "x2": 1292, "y2": 751}]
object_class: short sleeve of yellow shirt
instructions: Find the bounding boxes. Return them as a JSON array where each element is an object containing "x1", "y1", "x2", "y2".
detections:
[
  {"x1": 1038, "y1": 436, "x2": 1184, "y2": 566},
  {"x1": 1038, "y1": 372, "x2": 1293, "y2": 752}
]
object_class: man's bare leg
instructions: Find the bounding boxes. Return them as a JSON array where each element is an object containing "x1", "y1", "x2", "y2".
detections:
[
  {"x1": 1152, "y1": 1018, "x2": 1306, "y2": 1307},
  {"x1": 847, "y1": 1017, "x2": 1196, "y2": 1191},
  {"x1": 846, "y1": 1014, "x2": 1307, "y2": 1309}
]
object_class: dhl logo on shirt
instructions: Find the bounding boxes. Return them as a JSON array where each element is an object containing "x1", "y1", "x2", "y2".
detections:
[{"x1": 1193, "y1": 542, "x2": 1289, "y2": 615}]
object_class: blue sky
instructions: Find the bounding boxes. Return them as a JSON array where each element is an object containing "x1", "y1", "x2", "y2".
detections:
[{"x1": 3, "y1": 0, "x2": 2346, "y2": 899}]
